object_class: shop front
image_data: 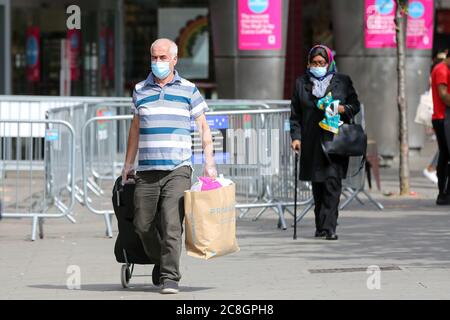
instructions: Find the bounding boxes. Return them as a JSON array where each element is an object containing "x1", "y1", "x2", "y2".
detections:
[{"x1": 3, "y1": 0, "x2": 213, "y2": 97}]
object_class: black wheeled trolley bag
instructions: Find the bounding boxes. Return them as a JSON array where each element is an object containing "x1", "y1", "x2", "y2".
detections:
[{"x1": 112, "y1": 176, "x2": 159, "y2": 288}]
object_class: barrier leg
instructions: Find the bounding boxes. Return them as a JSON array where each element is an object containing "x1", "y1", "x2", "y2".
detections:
[
  {"x1": 339, "y1": 188, "x2": 362, "y2": 210},
  {"x1": 275, "y1": 204, "x2": 287, "y2": 230},
  {"x1": 253, "y1": 205, "x2": 271, "y2": 221},
  {"x1": 293, "y1": 200, "x2": 315, "y2": 225},
  {"x1": 65, "y1": 214, "x2": 77, "y2": 223},
  {"x1": 31, "y1": 215, "x2": 38, "y2": 241},
  {"x1": 73, "y1": 185, "x2": 92, "y2": 205},
  {"x1": 355, "y1": 194, "x2": 365, "y2": 205},
  {"x1": 73, "y1": 186, "x2": 85, "y2": 205},
  {"x1": 74, "y1": 193, "x2": 85, "y2": 205},
  {"x1": 285, "y1": 207, "x2": 294, "y2": 217},
  {"x1": 104, "y1": 213, "x2": 113, "y2": 238},
  {"x1": 87, "y1": 178, "x2": 104, "y2": 196},
  {"x1": 342, "y1": 187, "x2": 364, "y2": 205},
  {"x1": 362, "y1": 190, "x2": 384, "y2": 210},
  {"x1": 341, "y1": 189, "x2": 349, "y2": 199},
  {"x1": 238, "y1": 197, "x2": 259, "y2": 219},
  {"x1": 238, "y1": 208, "x2": 250, "y2": 219}
]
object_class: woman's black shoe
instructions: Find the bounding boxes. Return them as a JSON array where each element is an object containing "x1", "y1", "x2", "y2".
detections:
[
  {"x1": 315, "y1": 230, "x2": 327, "y2": 237},
  {"x1": 325, "y1": 233, "x2": 338, "y2": 240}
]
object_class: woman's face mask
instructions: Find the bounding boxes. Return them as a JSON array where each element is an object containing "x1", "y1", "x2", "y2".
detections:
[
  {"x1": 309, "y1": 56, "x2": 329, "y2": 78},
  {"x1": 309, "y1": 66, "x2": 328, "y2": 78}
]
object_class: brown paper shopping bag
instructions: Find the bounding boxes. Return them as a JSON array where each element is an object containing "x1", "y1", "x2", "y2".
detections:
[{"x1": 184, "y1": 183, "x2": 239, "y2": 260}]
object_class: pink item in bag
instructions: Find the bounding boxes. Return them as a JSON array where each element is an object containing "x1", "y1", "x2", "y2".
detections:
[{"x1": 199, "y1": 177, "x2": 222, "y2": 191}]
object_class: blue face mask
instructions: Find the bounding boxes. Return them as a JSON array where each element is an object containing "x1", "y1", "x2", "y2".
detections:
[
  {"x1": 151, "y1": 61, "x2": 171, "y2": 80},
  {"x1": 309, "y1": 66, "x2": 328, "y2": 78}
]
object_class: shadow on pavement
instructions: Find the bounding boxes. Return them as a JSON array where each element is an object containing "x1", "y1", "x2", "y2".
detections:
[{"x1": 28, "y1": 284, "x2": 215, "y2": 293}]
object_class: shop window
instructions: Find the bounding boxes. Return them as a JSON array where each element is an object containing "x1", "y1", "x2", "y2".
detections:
[
  {"x1": 10, "y1": 1, "x2": 116, "y2": 96},
  {"x1": 434, "y1": 9, "x2": 450, "y2": 54},
  {"x1": 158, "y1": 8, "x2": 209, "y2": 80}
]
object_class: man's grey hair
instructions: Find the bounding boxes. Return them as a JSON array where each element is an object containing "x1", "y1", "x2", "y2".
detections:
[{"x1": 151, "y1": 38, "x2": 178, "y2": 58}]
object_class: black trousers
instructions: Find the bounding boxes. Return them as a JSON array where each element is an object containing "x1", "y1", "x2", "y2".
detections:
[
  {"x1": 432, "y1": 119, "x2": 450, "y2": 196},
  {"x1": 312, "y1": 176, "x2": 342, "y2": 234}
]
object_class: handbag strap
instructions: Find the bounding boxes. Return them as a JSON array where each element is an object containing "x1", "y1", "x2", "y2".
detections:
[
  {"x1": 348, "y1": 156, "x2": 366, "y2": 178},
  {"x1": 346, "y1": 104, "x2": 355, "y2": 124}
]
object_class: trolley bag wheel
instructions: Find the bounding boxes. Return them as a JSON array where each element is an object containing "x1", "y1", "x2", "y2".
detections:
[{"x1": 121, "y1": 264, "x2": 131, "y2": 288}]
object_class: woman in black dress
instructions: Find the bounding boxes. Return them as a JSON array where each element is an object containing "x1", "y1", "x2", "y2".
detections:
[{"x1": 290, "y1": 45, "x2": 361, "y2": 240}]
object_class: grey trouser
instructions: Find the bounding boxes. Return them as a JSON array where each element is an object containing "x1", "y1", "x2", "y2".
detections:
[
  {"x1": 430, "y1": 151, "x2": 440, "y2": 168},
  {"x1": 133, "y1": 166, "x2": 192, "y2": 282}
]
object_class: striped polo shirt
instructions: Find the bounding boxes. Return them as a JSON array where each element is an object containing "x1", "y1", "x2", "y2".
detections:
[{"x1": 131, "y1": 70, "x2": 209, "y2": 171}]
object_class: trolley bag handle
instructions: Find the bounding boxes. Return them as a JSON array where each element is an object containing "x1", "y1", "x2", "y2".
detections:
[{"x1": 115, "y1": 174, "x2": 136, "y2": 207}]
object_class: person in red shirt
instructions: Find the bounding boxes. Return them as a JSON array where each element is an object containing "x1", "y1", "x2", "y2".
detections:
[
  {"x1": 423, "y1": 52, "x2": 447, "y2": 185},
  {"x1": 431, "y1": 51, "x2": 450, "y2": 205}
]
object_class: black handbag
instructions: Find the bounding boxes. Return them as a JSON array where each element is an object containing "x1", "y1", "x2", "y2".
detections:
[
  {"x1": 321, "y1": 112, "x2": 367, "y2": 176},
  {"x1": 321, "y1": 122, "x2": 367, "y2": 157}
]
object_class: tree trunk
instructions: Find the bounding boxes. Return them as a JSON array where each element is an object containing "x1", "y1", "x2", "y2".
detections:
[{"x1": 395, "y1": 0, "x2": 410, "y2": 195}]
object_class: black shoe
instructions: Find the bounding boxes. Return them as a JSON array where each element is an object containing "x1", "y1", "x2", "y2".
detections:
[
  {"x1": 160, "y1": 279, "x2": 179, "y2": 294},
  {"x1": 152, "y1": 264, "x2": 161, "y2": 286},
  {"x1": 325, "y1": 233, "x2": 338, "y2": 240},
  {"x1": 314, "y1": 230, "x2": 327, "y2": 238},
  {"x1": 436, "y1": 194, "x2": 450, "y2": 205}
]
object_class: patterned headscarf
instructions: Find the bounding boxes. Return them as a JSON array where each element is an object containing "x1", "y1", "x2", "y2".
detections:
[{"x1": 307, "y1": 44, "x2": 337, "y2": 78}]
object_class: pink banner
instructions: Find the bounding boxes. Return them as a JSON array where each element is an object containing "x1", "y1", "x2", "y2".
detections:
[
  {"x1": 67, "y1": 29, "x2": 81, "y2": 81},
  {"x1": 107, "y1": 29, "x2": 115, "y2": 81},
  {"x1": 26, "y1": 26, "x2": 40, "y2": 82},
  {"x1": 100, "y1": 28, "x2": 115, "y2": 82},
  {"x1": 100, "y1": 28, "x2": 108, "y2": 82},
  {"x1": 238, "y1": 0, "x2": 282, "y2": 51},
  {"x1": 406, "y1": 0, "x2": 433, "y2": 49},
  {"x1": 365, "y1": 0, "x2": 434, "y2": 49},
  {"x1": 365, "y1": 0, "x2": 397, "y2": 48}
]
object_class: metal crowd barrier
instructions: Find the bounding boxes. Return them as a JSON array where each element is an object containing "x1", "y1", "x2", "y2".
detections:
[
  {"x1": 80, "y1": 101, "x2": 314, "y2": 237},
  {"x1": 0, "y1": 95, "x2": 128, "y2": 241},
  {"x1": 0, "y1": 95, "x2": 131, "y2": 121},
  {"x1": 81, "y1": 114, "x2": 131, "y2": 238},
  {"x1": 201, "y1": 100, "x2": 313, "y2": 230},
  {"x1": 1, "y1": 95, "x2": 382, "y2": 240},
  {"x1": 0, "y1": 119, "x2": 76, "y2": 241},
  {"x1": 197, "y1": 107, "x2": 314, "y2": 230},
  {"x1": 46, "y1": 102, "x2": 131, "y2": 206},
  {"x1": 0, "y1": 95, "x2": 131, "y2": 203},
  {"x1": 44, "y1": 99, "x2": 294, "y2": 220}
]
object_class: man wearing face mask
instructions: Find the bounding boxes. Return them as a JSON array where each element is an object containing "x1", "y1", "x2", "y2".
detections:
[
  {"x1": 122, "y1": 38, "x2": 217, "y2": 294},
  {"x1": 289, "y1": 45, "x2": 361, "y2": 240}
]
